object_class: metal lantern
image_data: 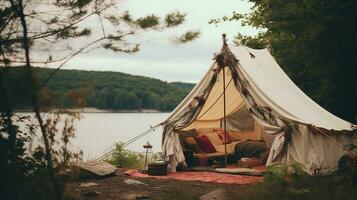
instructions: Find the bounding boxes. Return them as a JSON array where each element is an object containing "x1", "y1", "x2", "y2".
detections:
[{"x1": 142, "y1": 142, "x2": 153, "y2": 171}]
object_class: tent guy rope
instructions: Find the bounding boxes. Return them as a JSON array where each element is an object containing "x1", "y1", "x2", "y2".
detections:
[{"x1": 96, "y1": 123, "x2": 162, "y2": 161}]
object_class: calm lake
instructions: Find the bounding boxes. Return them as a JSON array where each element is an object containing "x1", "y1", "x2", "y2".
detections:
[
  {"x1": 74, "y1": 113, "x2": 169, "y2": 160},
  {"x1": 18, "y1": 113, "x2": 169, "y2": 161}
]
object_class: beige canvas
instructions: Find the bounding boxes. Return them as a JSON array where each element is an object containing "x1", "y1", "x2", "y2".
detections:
[{"x1": 161, "y1": 44, "x2": 357, "y2": 174}]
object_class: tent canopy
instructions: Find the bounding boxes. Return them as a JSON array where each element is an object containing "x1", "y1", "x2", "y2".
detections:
[
  {"x1": 162, "y1": 41, "x2": 356, "y2": 174},
  {"x1": 170, "y1": 46, "x2": 353, "y2": 132}
]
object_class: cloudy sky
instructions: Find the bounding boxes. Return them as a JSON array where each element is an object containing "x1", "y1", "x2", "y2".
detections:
[{"x1": 56, "y1": 0, "x2": 259, "y2": 83}]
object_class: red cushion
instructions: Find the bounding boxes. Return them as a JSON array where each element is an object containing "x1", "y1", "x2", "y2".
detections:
[
  {"x1": 217, "y1": 131, "x2": 234, "y2": 144},
  {"x1": 194, "y1": 135, "x2": 216, "y2": 153}
]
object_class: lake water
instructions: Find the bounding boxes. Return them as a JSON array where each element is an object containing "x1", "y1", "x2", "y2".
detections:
[
  {"x1": 18, "y1": 113, "x2": 169, "y2": 161},
  {"x1": 74, "y1": 113, "x2": 169, "y2": 160}
]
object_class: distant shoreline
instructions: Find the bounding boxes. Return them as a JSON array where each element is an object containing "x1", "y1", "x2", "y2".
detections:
[{"x1": 14, "y1": 107, "x2": 169, "y2": 113}]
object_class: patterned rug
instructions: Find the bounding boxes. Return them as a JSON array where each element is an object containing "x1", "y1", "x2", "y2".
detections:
[{"x1": 124, "y1": 169, "x2": 263, "y2": 185}]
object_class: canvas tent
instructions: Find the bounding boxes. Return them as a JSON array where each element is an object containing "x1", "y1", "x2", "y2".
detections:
[{"x1": 161, "y1": 35, "x2": 357, "y2": 174}]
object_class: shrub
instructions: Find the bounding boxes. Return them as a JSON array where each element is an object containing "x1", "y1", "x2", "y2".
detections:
[
  {"x1": 264, "y1": 162, "x2": 307, "y2": 184},
  {"x1": 234, "y1": 162, "x2": 357, "y2": 200},
  {"x1": 106, "y1": 142, "x2": 144, "y2": 169}
]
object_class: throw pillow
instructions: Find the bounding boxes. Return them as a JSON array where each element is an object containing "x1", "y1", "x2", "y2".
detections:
[
  {"x1": 194, "y1": 135, "x2": 216, "y2": 153},
  {"x1": 217, "y1": 131, "x2": 234, "y2": 144},
  {"x1": 205, "y1": 132, "x2": 223, "y2": 146}
]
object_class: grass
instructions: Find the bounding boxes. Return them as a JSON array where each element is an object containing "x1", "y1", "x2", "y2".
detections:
[
  {"x1": 152, "y1": 175, "x2": 356, "y2": 200},
  {"x1": 153, "y1": 162, "x2": 357, "y2": 200}
]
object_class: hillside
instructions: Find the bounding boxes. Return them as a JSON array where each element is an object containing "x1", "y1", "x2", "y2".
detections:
[{"x1": 2, "y1": 67, "x2": 195, "y2": 111}]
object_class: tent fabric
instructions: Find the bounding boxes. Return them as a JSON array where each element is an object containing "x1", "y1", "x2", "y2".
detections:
[
  {"x1": 162, "y1": 64, "x2": 220, "y2": 165},
  {"x1": 161, "y1": 43, "x2": 357, "y2": 174},
  {"x1": 182, "y1": 68, "x2": 244, "y2": 130},
  {"x1": 232, "y1": 46, "x2": 352, "y2": 131},
  {"x1": 226, "y1": 105, "x2": 255, "y2": 131},
  {"x1": 195, "y1": 68, "x2": 243, "y2": 121}
]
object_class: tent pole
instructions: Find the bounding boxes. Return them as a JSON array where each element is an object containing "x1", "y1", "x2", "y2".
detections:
[
  {"x1": 221, "y1": 33, "x2": 228, "y2": 167},
  {"x1": 223, "y1": 64, "x2": 228, "y2": 167}
]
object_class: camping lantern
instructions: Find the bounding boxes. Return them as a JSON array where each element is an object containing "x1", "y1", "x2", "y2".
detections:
[{"x1": 142, "y1": 142, "x2": 153, "y2": 171}]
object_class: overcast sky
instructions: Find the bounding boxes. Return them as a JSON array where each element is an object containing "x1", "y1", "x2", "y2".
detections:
[{"x1": 55, "y1": 0, "x2": 259, "y2": 83}]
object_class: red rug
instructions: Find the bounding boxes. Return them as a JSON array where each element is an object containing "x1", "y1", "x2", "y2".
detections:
[{"x1": 124, "y1": 170, "x2": 263, "y2": 185}]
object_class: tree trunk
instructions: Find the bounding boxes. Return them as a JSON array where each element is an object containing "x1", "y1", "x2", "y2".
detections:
[
  {"x1": 0, "y1": 65, "x2": 18, "y2": 200},
  {"x1": 10, "y1": 0, "x2": 62, "y2": 199}
]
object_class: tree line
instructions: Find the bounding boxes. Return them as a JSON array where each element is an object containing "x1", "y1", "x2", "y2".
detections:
[{"x1": 3, "y1": 67, "x2": 195, "y2": 111}]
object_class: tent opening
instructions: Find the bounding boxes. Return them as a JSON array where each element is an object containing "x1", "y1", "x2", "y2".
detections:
[{"x1": 174, "y1": 66, "x2": 274, "y2": 171}]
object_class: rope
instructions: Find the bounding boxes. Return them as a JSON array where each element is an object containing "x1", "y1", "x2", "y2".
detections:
[
  {"x1": 95, "y1": 123, "x2": 162, "y2": 161},
  {"x1": 98, "y1": 76, "x2": 232, "y2": 161},
  {"x1": 196, "y1": 78, "x2": 233, "y2": 120}
]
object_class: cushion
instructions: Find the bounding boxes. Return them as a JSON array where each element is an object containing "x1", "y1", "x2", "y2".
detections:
[
  {"x1": 217, "y1": 131, "x2": 234, "y2": 144},
  {"x1": 228, "y1": 130, "x2": 260, "y2": 141},
  {"x1": 195, "y1": 128, "x2": 215, "y2": 135},
  {"x1": 194, "y1": 135, "x2": 216, "y2": 153},
  {"x1": 205, "y1": 132, "x2": 223, "y2": 146},
  {"x1": 184, "y1": 137, "x2": 201, "y2": 153},
  {"x1": 215, "y1": 141, "x2": 241, "y2": 154},
  {"x1": 234, "y1": 140, "x2": 267, "y2": 161}
]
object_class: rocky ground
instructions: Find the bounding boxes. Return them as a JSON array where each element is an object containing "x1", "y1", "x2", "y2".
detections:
[
  {"x1": 65, "y1": 168, "x2": 250, "y2": 200},
  {"x1": 65, "y1": 165, "x2": 357, "y2": 200}
]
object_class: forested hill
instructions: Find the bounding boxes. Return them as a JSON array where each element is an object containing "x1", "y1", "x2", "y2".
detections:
[{"x1": 4, "y1": 67, "x2": 195, "y2": 111}]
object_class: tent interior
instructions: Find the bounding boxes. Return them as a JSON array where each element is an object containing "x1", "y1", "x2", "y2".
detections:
[{"x1": 176, "y1": 66, "x2": 274, "y2": 170}]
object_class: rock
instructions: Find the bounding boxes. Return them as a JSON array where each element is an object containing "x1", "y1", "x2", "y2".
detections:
[
  {"x1": 78, "y1": 161, "x2": 116, "y2": 178},
  {"x1": 82, "y1": 191, "x2": 102, "y2": 197},
  {"x1": 124, "y1": 178, "x2": 148, "y2": 186},
  {"x1": 79, "y1": 182, "x2": 98, "y2": 187},
  {"x1": 200, "y1": 189, "x2": 228, "y2": 200}
]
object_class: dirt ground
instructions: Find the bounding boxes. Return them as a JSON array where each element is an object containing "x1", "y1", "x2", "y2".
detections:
[{"x1": 65, "y1": 168, "x2": 250, "y2": 200}]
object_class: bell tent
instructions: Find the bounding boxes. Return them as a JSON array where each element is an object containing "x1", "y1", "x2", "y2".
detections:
[{"x1": 161, "y1": 34, "x2": 357, "y2": 174}]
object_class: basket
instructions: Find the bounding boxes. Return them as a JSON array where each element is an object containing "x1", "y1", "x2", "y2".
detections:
[{"x1": 147, "y1": 162, "x2": 168, "y2": 176}]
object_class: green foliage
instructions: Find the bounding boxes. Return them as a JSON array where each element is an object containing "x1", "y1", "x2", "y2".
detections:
[
  {"x1": 0, "y1": 112, "x2": 82, "y2": 200},
  {"x1": 264, "y1": 162, "x2": 307, "y2": 184},
  {"x1": 216, "y1": 0, "x2": 357, "y2": 123},
  {"x1": 165, "y1": 11, "x2": 186, "y2": 27},
  {"x1": 1, "y1": 67, "x2": 195, "y2": 111},
  {"x1": 0, "y1": 114, "x2": 39, "y2": 175},
  {"x1": 251, "y1": 163, "x2": 311, "y2": 199},
  {"x1": 337, "y1": 145, "x2": 357, "y2": 186},
  {"x1": 42, "y1": 112, "x2": 83, "y2": 169},
  {"x1": 136, "y1": 15, "x2": 160, "y2": 29},
  {"x1": 233, "y1": 162, "x2": 357, "y2": 200},
  {"x1": 174, "y1": 30, "x2": 201, "y2": 44},
  {"x1": 106, "y1": 142, "x2": 143, "y2": 169}
]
